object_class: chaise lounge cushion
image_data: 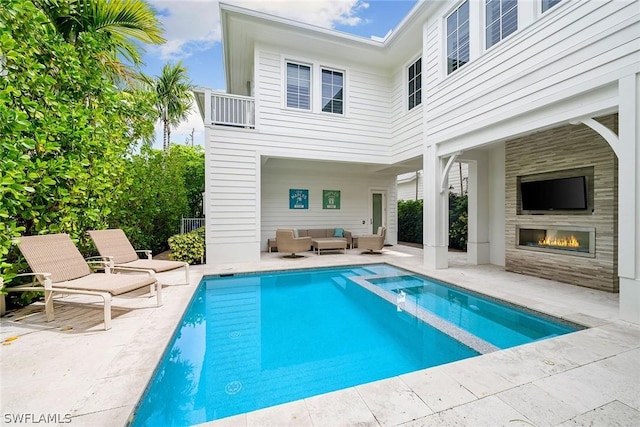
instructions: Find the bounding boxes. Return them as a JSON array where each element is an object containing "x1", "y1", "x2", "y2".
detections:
[{"x1": 54, "y1": 274, "x2": 157, "y2": 295}]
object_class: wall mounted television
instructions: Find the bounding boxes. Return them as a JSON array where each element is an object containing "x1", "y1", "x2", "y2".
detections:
[{"x1": 521, "y1": 176, "x2": 588, "y2": 211}]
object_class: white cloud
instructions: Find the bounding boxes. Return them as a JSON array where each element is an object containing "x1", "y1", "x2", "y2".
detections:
[
  {"x1": 236, "y1": 0, "x2": 369, "y2": 28},
  {"x1": 148, "y1": 0, "x2": 369, "y2": 60},
  {"x1": 148, "y1": 0, "x2": 221, "y2": 60}
]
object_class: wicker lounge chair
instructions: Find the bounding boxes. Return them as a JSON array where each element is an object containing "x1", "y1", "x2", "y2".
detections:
[
  {"x1": 359, "y1": 226, "x2": 386, "y2": 253},
  {"x1": 276, "y1": 229, "x2": 312, "y2": 258},
  {"x1": 10, "y1": 233, "x2": 161, "y2": 330},
  {"x1": 88, "y1": 229, "x2": 190, "y2": 285}
]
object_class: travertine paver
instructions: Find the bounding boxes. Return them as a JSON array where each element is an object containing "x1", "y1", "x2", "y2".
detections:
[
  {"x1": 557, "y1": 401, "x2": 640, "y2": 426},
  {"x1": 246, "y1": 399, "x2": 313, "y2": 426},
  {"x1": 496, "y1": 383, "x2": 580, "y2": 425},
  {"x1": 399, "y1": 368, "x2": 477, "y2": 413},
  {"x1": 1, "y1": 246, "x2": 639, "y2": 427},
  {"x1": 305, "y1": 387, "x2": 378, "y2": 426},
  {"x1": 356, "y1": 376, "x2": 432, "y2": 426}
]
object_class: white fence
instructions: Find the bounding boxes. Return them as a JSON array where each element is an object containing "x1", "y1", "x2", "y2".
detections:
[
  {"x1": 211, "y1": 92, "x2": 255, "y2": 128},
  {"x1": 181, "y1": 217, "x2": 205, "y2": 234}
]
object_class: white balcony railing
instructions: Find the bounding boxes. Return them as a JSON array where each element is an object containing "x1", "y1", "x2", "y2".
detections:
[{"x1": 211, "y1": 92, "x2": 255, "y2": 128}]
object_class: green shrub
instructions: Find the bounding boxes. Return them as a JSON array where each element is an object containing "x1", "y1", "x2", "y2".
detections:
[
  {"x1": 449, "y1": 192, "x2": 468, "y2": 250},
  {"x1": 397, "y1": 194, "x2": 468, "y2": 249},
  {"x1": 397, "y1": 200, "x2": 423, "y2": 244},
  {"x1": 168, "y1": 228, "x2": 205, "y2": 265}
]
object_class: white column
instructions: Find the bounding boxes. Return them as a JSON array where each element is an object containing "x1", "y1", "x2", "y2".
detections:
[
  {"x1": 468, "y1": 0, "x2": 482, "y2": 60},
  {"x1": 203, "y1": 88, "x2": 212, "y2": 125},
  {"x1": 423, "y1": 145, "x2": 449, "y2": 269},
  {"x1": 618, "y1": 73, "x2": 640, "y2": 325},
  {"x1": 467, "y1": 152, "x2": 491, "y2": 264}
]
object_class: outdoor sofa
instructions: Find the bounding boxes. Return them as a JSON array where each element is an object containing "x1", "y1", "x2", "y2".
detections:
[{"x1": 268, "y1": 228, "x2": 352, "y2": 252}]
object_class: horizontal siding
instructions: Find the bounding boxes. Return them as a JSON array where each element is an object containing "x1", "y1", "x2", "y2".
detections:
[
  {"x1": 256, "y1": 48, "x2": 393, "y2": 157},
  {"x1": 389, "y1": 60, "x2": 424, "y2": 163},
  {"x1": 208, "y1": 126, "x2": 390, "y2": 163},
  {"x1": 206, "y1": 136, "x2": 258, "y2": 245},
  {"x1": 424, "y1": 0, "x2": 640, "y2": 147},
  {"x1": 261, "y1": 158, "x2": 398, "y2": 250},
  {"x1": 206, "y1": 128, "x2": 401, "y2": 251},
  {"x1": 397, "y1": 162, "x2": 468, "y2": 201}
]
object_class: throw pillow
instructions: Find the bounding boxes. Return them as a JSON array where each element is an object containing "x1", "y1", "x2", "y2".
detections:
[
  {"x1": 334, "y1": 228, "x2": 344, "y2": 237},
  {"x1": 293, "y1": 229, "x2": 299, "y2": 238}
]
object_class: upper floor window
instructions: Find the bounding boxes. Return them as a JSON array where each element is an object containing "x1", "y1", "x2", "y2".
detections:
[
  {"x1": 542, "y1": 0, "x2": 562, "y2": 13},
  {"x1": 321, "y1": 68, "x2": 344, "y2": 114},
  {"x1": 485, "y1": 0, "x2": 517, "y2": 49},
  {"x1": 447, "y1": 0, "x2": 470, "y2": 74},
  {"x1": 408, "y1": 57, "x2": 422, "y2": 110},
  {"x1": 286, "y1": 62, "x2": 311, "y2": 110}
]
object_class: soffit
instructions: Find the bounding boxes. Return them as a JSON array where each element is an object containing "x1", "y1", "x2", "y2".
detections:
[{"x1": 221, "y1": 2, "x2": 430, "y2": 95}]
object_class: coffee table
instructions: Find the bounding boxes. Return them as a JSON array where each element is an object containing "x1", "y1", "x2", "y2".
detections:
[{"x1": 312, "y1": 238, "x2": 347, "y2": 255}]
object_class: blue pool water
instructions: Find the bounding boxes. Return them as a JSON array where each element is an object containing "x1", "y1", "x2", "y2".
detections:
[{"x1": 132, "y1": 264, "x2": 580, "y2": 426}]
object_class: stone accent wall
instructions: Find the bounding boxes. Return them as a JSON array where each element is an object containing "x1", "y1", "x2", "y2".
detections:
[{"x1": 505, "y1": 115, "x2": 618, "y2": 292}]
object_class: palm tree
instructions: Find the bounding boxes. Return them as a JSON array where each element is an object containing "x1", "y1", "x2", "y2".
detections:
[
  {"x1": 146, "y1": 62, "x2": 194, "y2": 150},
  {"x1": 35, "y1": 0, "x2": 165, "y2": 80}
]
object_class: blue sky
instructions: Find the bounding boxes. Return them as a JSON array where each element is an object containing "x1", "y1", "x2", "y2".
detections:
[{"x1": 141, "y1": 0, "x2": 418, "y2": 148}]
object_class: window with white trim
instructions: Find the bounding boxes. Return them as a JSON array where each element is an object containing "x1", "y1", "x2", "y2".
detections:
[
  {"x1": 286, "y1": 62, "x2": 311, "y2": 110},
  {"x1": 485, "y1": 0, "x2": 517, "y2": 49},
  {"x1": 321, "y1": 68, "x2": 344, "y2": 114},
  {"x1": 542, "y1": 0, "x2": 562, "y2": 13},
  {"x1": 408, "y1": 57, "x2": 422, "y2": 110},
  {"x1": 447, "y1": 0, "x2": 470, "y2": 74}
]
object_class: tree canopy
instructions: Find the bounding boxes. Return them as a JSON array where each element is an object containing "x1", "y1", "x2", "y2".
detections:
[
  {"x1": 34, "y1": 0, "x2": 165, "y2": 81},
  {"x1": 145, "y1": 62, "x2": 194, "y2": 150},
  {"x1": 0, "y1": 0, "x2": 156, "y2": 282},
  {"x1": 1, "y1": 0, "x2": 203, "y2": 297}
]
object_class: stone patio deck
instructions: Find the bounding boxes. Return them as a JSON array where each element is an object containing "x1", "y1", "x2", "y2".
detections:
[{"x1": 1, "y1": 245, "x2": 638, "y2": 426}]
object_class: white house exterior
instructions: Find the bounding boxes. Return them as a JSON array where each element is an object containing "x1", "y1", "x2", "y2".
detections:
[
  {"x1": 397, "y1": 163, "x2": 469, "y2": 201},
  {"x1": 194, "y1": 0, "x2": 640, "y2": 324}
]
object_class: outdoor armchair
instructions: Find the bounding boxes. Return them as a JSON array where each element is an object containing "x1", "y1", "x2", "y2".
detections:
[
  {"x1": 9, "y1": 233, "x2": 161, "y2": 330},
  {"x1": 276, "y1": 229, "x2": 312, "y2": 257},
  {"x1": 88, "y1": 229, "x2": 190, "y2": 285},
  {"x1": 358, "y1": 226, "x2": 386, "y2": 253}
]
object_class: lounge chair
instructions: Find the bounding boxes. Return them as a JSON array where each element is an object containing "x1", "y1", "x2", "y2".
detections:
[
  {"x1": 276, "y1": 229, "x2": 312, "y2": 258},
  {"x1": 9, "y1": 233, "x2": 161, "y2": 330},
  {"x1": 359, "y1": 226, "x2": 386, "y2": 253},
  {"x1": 88, "y1": 229, "x2": 190, "y2": 285}
]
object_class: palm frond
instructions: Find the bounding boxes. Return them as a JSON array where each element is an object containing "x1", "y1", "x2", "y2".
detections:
[{"x1": 89, "y1": 0, "x2": 165, "y2": 45}]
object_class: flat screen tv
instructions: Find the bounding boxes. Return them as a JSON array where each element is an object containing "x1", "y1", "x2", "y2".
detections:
[{"x1": 521, "y1": 176, "x2": 587, "y2": 211}]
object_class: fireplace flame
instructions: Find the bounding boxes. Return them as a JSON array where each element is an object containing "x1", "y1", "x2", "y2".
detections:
[{"x1": 538, "y1": 235, "x2": 580, "y2": 248}]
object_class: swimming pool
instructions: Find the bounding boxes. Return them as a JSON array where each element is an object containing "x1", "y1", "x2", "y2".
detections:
[{"x1": 132, "y1": 264, "x2": 580, "y2": 426}]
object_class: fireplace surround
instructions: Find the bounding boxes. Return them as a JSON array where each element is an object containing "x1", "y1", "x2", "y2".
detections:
[
  {"x1": 517, "y1": 226, "x2": 595, "y2": 257},
  {"x1": 505, "y1": 115, "x2": 618, "y2": 292}
]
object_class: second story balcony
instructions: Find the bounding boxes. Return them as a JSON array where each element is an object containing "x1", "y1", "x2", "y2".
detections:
[{"x1": 195, "y1": 89, "x2": 255, "y2": 129}]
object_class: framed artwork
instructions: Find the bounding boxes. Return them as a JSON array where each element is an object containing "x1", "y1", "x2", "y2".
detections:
[
  {"x1": 289, "y1": 189, "x2": 309, "y2": 209},
  {"x1": 323, "y1": 190, "x2": 341, "y2": 209}
]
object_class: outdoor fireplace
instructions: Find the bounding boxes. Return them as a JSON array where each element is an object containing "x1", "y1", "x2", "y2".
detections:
[{"x1": 517, "y1": 226, "x2": 595, "y2": 257}]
